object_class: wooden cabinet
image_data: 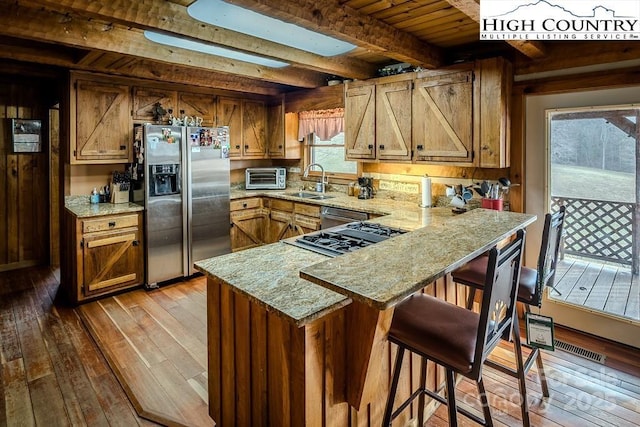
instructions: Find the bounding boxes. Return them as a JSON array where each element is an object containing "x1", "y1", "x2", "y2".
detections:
[
  {"x1": 344, "y1": 58, "x2": 511, "y2": 167},
  {"x1": 71, "y1": 76, "x2": 131, "y2": 163},
  {"x1": 132, "y1": 87, "x2": 178, "y2": 122},
  {"x1": 230, "y1": 198, "x2": 268, "y2": 251},
  {"x1": 345, "y1": 83, "x2": 376, "y2": 160},
  {"x1": 413, "y1": 70, "x2": 473, "y2": 164},
  {"x1": 475, "y1": 57, "x2": 512, "y2": 168},
  {"x1": 178, "y1": 92, "x2": 217, "y2": 127},
  {"x1": 292, "y1": 203, "x2": 321, "y2": 235},
  {"x1": 218, "y1": 97, "x2": 267, "y2": 159},
  {"x1": 265, "y1": 199, "x2": 321, "y2": 243},
  {"x1": 376, "y1": 80, "x2": 412, "y2": 161},
  {"x1": 63, "y1": 211, "x2": 143, "y2": 303}
]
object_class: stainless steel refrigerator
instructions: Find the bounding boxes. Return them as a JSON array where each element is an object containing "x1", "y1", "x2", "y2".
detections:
[{"x1": 135, "y1": 124, "x2": 231, "y2": 288}]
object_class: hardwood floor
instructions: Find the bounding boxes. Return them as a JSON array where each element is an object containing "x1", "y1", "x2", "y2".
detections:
[
  {"x1": 2, "y1": 265, "x2": 640, "y2": 426},
  {"x1": 552, "y1": 257, "x2": 639, "y2": 321}
]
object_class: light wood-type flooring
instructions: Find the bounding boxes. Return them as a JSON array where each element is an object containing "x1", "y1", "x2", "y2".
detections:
[
  {"x1": 551, "y1": 257, "x2": 639, "y2": 321},
  {"x1": 2, "y1": 266, "x2": 640, "y2": 426}
]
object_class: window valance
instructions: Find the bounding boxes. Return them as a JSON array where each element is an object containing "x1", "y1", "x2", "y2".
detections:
[{"x1": 298, "y1": 108, "x2": 344, "y2": 141}]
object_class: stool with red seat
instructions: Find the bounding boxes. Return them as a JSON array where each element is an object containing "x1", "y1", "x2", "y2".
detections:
[
  {"x1": 451, "y1": 206, "x2": 566, "y2": 426},
  {"x1": 383, "y1": 229, "x2": 526, "y2": 426}
]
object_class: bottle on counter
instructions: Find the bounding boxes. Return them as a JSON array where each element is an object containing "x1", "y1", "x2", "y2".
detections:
[{"x1": 90, "y1": 187, "x2": 100, "y2": 204}]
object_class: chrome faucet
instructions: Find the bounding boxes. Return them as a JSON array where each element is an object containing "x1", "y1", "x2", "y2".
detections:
[{"x1": 303, "y1": 163, "x2": 327, "y2": 193}]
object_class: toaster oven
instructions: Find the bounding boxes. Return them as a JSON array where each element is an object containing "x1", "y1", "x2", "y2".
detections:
[{"x1": 245, "y1": 167, "x2": 287, "y2": 190}]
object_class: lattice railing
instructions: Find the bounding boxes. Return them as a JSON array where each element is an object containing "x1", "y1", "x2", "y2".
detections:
[{"x1": 551, "y1": 196, "x2": 635, "y2": 268}]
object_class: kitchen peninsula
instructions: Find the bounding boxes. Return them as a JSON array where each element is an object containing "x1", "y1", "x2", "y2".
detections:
[{"x1": 195, "y1": 203, "x2": 536, "y2": 427}]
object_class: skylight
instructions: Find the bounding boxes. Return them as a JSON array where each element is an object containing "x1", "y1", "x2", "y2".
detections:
[
  {"x1": 187, "y1": 0, "x2": 356, "y2": 57},
  {"x1": 144, "y1": 31, "x2": 289, "y2": 68}
]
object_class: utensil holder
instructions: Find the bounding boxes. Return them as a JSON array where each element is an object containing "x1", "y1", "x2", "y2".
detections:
[{"x1": 481, "y1": 198, "x2": 503, "y2": 211}]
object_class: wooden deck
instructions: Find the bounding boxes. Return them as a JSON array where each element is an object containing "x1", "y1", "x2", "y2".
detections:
[
  {"x1": 551, "y1": 257, "x2": 640, "y2": 321},
  {"x1": 2, "y1": 266, "x2": 640, "y2": 426}
]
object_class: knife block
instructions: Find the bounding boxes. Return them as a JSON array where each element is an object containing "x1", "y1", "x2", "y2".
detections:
[{"x1": 110, "y1": 184, "x2": 130, "y2": 204}]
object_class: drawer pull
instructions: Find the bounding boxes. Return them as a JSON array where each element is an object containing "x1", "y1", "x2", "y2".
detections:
[
  {"x1": 108, "y1": 221, "x2": 116, "y2": 228},
  {"x1": 417, "y1": 144, "x2": 424, "y2": 150},
  {"x1": 132, "y1": 240, "x2": 140, "y2": 246}
]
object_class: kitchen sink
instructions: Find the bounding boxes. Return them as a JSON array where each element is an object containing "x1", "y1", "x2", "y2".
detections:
[{"x1": 286, "y1": 191, "x2": 334, "y2": 200}]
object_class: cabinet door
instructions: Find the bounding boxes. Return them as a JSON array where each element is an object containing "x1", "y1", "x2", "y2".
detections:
[
  {"x1": 132, "y1": 87, "x2": 177, "y2": 122},
  {"x1": 413, "y1": 71, "x2": 473, "y2": 164},
  {"x1": 267, "y1": 210, "x2": 295, "y2": 243},
  {"x1": 376, "y1": 80, "x2": 412, "y2": 161},
  {"x1": 242, "y1": 100, "x2": 267, "y2": 158},
  {"x1": 218, "y1": 97, "x2": 242, "y2": 157},
  {"x1": 74, "y1": 80, "x2": 131, "y2": 162},
  {"x1": 267, "y1": 102, "x2": 285, "y2": 158},
  {"x1": 178, "y1": 92, "x2": 217, "y2": 127},
  {"x1": 230, "y1": 208, "x2": 267, "y2": 251},
  {"x1": 82, "y1": 228, "x2": 142, "y2": 297},
  {"x1": 345, "y1": 84, "x2": 376, "y2": 160}
]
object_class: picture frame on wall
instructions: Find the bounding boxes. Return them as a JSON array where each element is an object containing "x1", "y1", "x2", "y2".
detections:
[{"x1": 11, "y1": 118, "x2": 42, "y2": 153}]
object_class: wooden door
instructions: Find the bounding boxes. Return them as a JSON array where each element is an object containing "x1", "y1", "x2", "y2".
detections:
[
  {"x1": 242, "y1": 100, "x2": 267, "y2": 158},
  {"x1": 74, "y1": 79, "x2": 131, "y2": 162},
  {"x1": 376, "y1": 80, "x2": 412, "y2": 161},
  {"x1": 266, "y1": 101, "x2": 285, "y2": 158},
  {"x1": 178, "y1": 92, "x2": 216, "y2": 127},
  {"x1": 0, "y1": 80, "x2": 49, "y2": 272},
  {"x1": 345, "y1": 84, "x2": 376, "y2": 159},
  {"x1": 413, "y1": 71, "x2": 473, "y2": 164},
  {"x1": 218, "y1": 97, "x2": 242, "y2": 157},
  {"x1": 82, "y1": 227, "x2": 142, "y2": 297},
  {"x1": 230, "y1": 208, "x2": 267, "y2": 251},
  {"x1": 132, "y1": 86, "x2": 177, "y2": 122},
  {"x1": 267, "y1": 210, "x2": 295, "y2": 243}
]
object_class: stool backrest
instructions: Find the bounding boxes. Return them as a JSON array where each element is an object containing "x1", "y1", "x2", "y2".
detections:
[
  {"x1": 473, "y1": 229, "x2": 526, "y2": 379},
  {"x1": 533, "y1": 206, "x2": 566, "y2": 307}
]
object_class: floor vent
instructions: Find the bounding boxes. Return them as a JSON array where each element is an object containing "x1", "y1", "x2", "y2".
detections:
[{"x1": 554, "y1": 339, "x2": 606, "y2": 364}]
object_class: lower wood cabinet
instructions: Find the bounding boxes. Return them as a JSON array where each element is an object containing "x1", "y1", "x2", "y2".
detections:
[
  {"x1": 230, "y1": 197, "x2": 322, "y2": 250},
  {"x1": 63, "y1": 211, "x2": 144, "y2": 304}
]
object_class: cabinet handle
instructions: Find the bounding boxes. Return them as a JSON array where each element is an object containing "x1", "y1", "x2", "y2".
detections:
[
  {"x1": 235, "y1": 145, "x2": 240, "y2": 149},
  {"x1": 242, "y1": 202, "x2": 247, "y2": 208},
  {"x1": 278, "y1": 145, "x2": 283, "y2": 149},
  {"x1": 368, "y1": 144, "x2": 373, "y2": 149},
  {"x1": 379, "y1": 145, "x2": 385, "y2": 150},
  {"x1": 132, "y1": 240, "x2": 140, "y2": 246},
  {"x1": 244, "y1": 144, "x2": 249, "y2": 149},
  {"x1": 417, "y1": 144, "x2": 424, "y2": 150},
  {"x1": 120, "y1": 145, "x2": 126, "y2": 150},
  {"x1": 108, "y1": 221, "x2": 116, "y2": 228}
]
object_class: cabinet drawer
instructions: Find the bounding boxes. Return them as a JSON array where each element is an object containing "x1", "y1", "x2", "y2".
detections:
[
  {"x1": 82, "y1": 214, "x2": 139, "y2": 233},
  {"x1": 269, "y1": 199, "x2": 293, "y2": 212},
  {"x1": 294, "y1": 203, "x2": 320, "y2": 218},
  {"x1": 231, "y1": 198, "x2": 262, "y2": 211},
  {"x1": 294, "y1": 214, "x2": 321, "y2": 230}
]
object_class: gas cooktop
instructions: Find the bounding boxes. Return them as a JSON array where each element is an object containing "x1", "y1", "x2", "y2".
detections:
[{"x1": 283, "y1": 222, "x2": 407, "y2": 257}]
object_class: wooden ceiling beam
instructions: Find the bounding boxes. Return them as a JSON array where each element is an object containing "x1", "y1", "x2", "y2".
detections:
[
  {"x1": 225, "y1": 0, "x2": 443, "y2": 68},
  {"x1": 441, "y1": 0, "x2": 546, "y2": 59},
  {"x1": 18, "y1": 0, "x2": 378, "y2": 79},
  {"x1": 0, "y1": 3, "x2": 326, "y2": 88}
]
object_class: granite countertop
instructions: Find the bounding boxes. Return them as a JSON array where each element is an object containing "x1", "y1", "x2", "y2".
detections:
[
  {"x1": 299, "y1": 209, "x2": 536, "y2": 310},
  {"x1": 195, "y1": 243, "x2": 351, "y2": 327},
  {"x1": 65, "y1": 195, "x2": 144, "y2": 218}
]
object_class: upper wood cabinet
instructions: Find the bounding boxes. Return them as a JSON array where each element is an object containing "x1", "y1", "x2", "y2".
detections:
[
  {"x1": 344, "y1": 58, "x2": 511, "y2": 168},
  {"x1": 475, "y1": 57, "x2": 512, "y2": 168},
  {"x1": 71, "y1": 77, "x2": 132, "y2": 163},
  {"x1": 345, "y1": 84, "x2": 376, "y2": 160},
  {"x1": 376, "y1": 80, "x2": 412, "y2": 161},
  {"x1": 218, "y1": 97, "x2": 267, "y2": 159},
  {"x1": 267, "y1": 101, "x2": 285, "y2": 157},
  {"x1": 132, "y1": 87, "x2": 178, "y2": 122},
  {"x1": 178, "y1": 92, "x2": 217, "y2": 127},
  {"x1": 413, "y1": 71, "x2": 473, "y2": 164}
]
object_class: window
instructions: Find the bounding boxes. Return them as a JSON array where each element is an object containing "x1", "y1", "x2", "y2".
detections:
[
  {"x1": 298, "y1": 108, "x2": 357, "y2": 180},
  {"x1": 308, "y1": 132, "x2": 357, "y2": 176}
]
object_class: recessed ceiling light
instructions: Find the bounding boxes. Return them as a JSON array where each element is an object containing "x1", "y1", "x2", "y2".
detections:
[
  {"x1": 144, "y1": 31, "x2": 289, "y2": 68},
  {"x1": 187, "y1": 0, "x2": 356, "y2": 57}
]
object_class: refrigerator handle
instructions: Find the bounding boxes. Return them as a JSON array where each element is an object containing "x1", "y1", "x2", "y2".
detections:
[{"x1": 183, "y1": 132, "x2": 191, "y2": 277}]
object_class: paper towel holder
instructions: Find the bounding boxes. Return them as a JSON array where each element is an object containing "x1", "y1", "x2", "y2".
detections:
[{"x1": 419, "y1": 174, "x2": 432, "y2": 208}]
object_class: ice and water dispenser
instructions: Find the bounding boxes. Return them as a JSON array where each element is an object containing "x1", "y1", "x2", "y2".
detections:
[{"x1": 149, "y1": 164, "x2": 180, "y2": 197}]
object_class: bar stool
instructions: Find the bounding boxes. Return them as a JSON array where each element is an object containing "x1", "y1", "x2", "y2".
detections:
[
  {"x1": 383, "y1": 230, "x2": 526, "y2": 427},
  {"x1": 451, "y1": 206, "x2": 566, "y2": 426}
]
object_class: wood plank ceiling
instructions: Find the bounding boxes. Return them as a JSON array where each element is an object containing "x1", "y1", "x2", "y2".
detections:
[{"x1": 0, "y1": 0, "x2": 543, "y2": 95}]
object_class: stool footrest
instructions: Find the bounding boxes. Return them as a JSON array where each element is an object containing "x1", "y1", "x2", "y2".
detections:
[{"x1": 485, "y1": 347, "x2": 540, "y2": 377}]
